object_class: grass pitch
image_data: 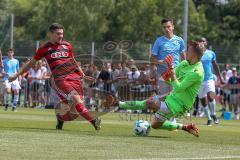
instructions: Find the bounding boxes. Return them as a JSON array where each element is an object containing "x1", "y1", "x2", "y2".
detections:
[{"x1": 0, "y1": 108, "x2": 240, "y2": 160}]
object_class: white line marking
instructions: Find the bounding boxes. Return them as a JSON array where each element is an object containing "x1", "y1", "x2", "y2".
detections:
[{"x1": 113, "y1": 155, "x2": 240, "y2": 160}]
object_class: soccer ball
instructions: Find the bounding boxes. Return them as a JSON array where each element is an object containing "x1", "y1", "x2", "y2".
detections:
[{"x1": 133, "y1": 120, "x2": 151, "y2": 136}]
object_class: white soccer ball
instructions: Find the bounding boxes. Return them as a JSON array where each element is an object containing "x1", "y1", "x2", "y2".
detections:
[{"x1": 133, "y1": 120, "x2": 151, "y2": 136}]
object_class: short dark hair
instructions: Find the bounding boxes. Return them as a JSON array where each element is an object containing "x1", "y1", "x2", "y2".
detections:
[
  {"x1": 161, "y1": 18, "x2": 174, "y2": 25},
  {"x1": 198, "y1": 37, "x2": 207, "y2": 43},
  {"x1": 188, "y1": 41, "x2": 204, "y2": 59},
  {"x1": 8, "y1": 48, "x2": 14, "y2": 52},
  {"x1": 49, "y1": 23, "x2": 64, "y2": 32}
]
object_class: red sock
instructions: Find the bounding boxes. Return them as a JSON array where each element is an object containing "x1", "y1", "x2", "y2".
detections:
[
  {"x1": 75, "y1": 103, "x2": 93, "y2": 122},
  {"x1": 59, "y1": 111, "x2": 78, "y2": 121}
]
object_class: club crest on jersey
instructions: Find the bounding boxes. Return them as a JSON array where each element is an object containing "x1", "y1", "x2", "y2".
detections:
[
  {"x1": 172, "y1": 40, "x2": 179, "y2": 46},
  {"x1": 62, "y1": 45, "x2": 67, "y2": 49}
]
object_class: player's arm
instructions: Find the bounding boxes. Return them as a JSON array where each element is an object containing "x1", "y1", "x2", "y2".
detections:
[
  {"x1": 9, "y1": 58, "x2": 37, "y2": 82},
  {"x1": 180, "y1": 52, "x2": 186, "y2": 61},
  {"x1": 150, "y1": 55, "x2": 164, "y2": 65},
  {"x1": 150, "y1": 38, "x2": 164, "y2": 65},
  {"x1": 170, "y1": 72, "x2": 201, "y2": 92},
  {"x1": 179, "y1": 38, "x2": 186, "y2": 61},
  {"x1": 212, "y1": 60, "x2": 223, "y2": 84}
]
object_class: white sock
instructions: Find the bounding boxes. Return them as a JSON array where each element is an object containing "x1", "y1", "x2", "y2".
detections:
[
  {"x1": 4, "y1": 93, "x2": 11, "y2": 105},
  {"x1": 209, "y1": 100, "x2": 216, "y2": 115},
  {"x1": 204, "y1": 106, "x2": 212, "y2": 120},
  {"x1": 13, "y1": 95, "x2": 19, "y2": 108}
]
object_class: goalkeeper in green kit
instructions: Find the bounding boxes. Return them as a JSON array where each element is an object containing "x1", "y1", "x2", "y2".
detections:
[{"x1": 106, "y1": 41, "x2": 205, "y2": 137}]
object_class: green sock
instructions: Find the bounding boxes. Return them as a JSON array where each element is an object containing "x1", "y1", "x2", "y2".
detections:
[
  {"x1": 160, "y1": 120, "x2": 183, "y2": 131},
  {"x1": 119, "y1": 100, "x2": 147, "y2": 110}
]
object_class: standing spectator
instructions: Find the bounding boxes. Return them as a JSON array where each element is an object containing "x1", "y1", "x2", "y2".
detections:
[
  {"x1": 145, "y1": 63, "x2": 157, "y2": 93},
  {"x1": 219, "y1": 71, "x2": 230, "y2": 116},
  {"x1": 117, "y1": 61, "x2": 130, "y2": 84},
  {"x1": 228, "y1": 68, "x2": 239, "y2": 120},
  {"x1": 198, "y1": 37, "x2": 223, "y2": 126},
  {"x1": 150, "y1": 18, "x2": 185, "y2": 98},
  {"x1": 98, "y1": 62, "x2": 114, "y2": 93},
  {"x1": 223, "y1": 63, "x2": 233, "y2": 79},
  {"x1": 127, "y1": 59, "x2": 136, "y2": 69},
  {"x1": 28, "y1": 63, "x2": 42, "y2": 107},
  {"x1": 37, "y1": 60, "x2": 48, "y2": 108},
  {"x1": 3, "y1": 48, "x2": 21, "y2": 112},
  {"x1": 19, "y1": 60, "x2": 31, "y2": 107},
  {"x1": 145, "y1": 63, "x2": 157, "y2": 86},
  {"x1": 127, "y1": 65, "x2": 140, "y2": 84},
  {"x1": 111, "y1": 63, "x2": 121, "y2": 89}
]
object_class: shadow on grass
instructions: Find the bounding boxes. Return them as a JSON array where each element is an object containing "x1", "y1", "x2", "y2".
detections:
[
  {"x1": 0, "y1": 126, "x2": 57, "y2": 131},
  {"x1": 145, "y1": 135, "x2": 170, "y2": 138}
]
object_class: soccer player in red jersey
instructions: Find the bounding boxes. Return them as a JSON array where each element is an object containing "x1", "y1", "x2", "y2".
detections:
[{"x1": 9, "y1": 23, "x2": 101, "y2": 130}]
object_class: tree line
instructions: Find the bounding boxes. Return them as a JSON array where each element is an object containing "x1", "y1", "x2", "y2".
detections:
[{"x1": 0, "y1": 0, "x2": 239, "y2": 63}]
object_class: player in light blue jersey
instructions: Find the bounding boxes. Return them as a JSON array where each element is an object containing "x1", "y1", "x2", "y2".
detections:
[
  {"x1": 150, "y1": 18, "x2": 185, "y2": 97},
  {"x1": 198, "y1": 37, "x2": 223, "y2": 126},
  {"x1": 3, "y1": 48, "x2": 21, "y2": 112}
]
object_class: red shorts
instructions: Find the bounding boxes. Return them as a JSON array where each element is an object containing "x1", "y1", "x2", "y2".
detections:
[{"x1": 53, "y1": 75, "x2": 84, "y2": 103}]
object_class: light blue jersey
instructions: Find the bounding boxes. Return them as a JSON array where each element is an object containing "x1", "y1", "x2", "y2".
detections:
[
  {"x1": 151, "y1": 35, "x2": 185, "y2": 75},
  {"x1": 3, "y1": 58, "x2": 19, "y2": 80},
  {"x1": 201, "y1": 49, "x2": 216, "y2": 81}
]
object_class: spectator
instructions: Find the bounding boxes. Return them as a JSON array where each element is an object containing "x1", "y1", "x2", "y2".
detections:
[
  {"x1": 223, "y1": 63, "x2": 233, "y2": 78},
  {"x1": 145, "y1": 63, "x2": 157, "y2": 86},
  {"x1": 28, "y1": 63, "x2": 42, "y2": 107},
  {"x1": 127, "y1": 65, "x2": 140, "y2": 84},
  {"x1": 219, "y1": 71, "x2": 230, "y2": 116},
  {"x1": 228, "y1": 68, "x2": 239, "y2": 120},
  {"x1": 98, "y1": 62, "x2": 114, "y2": 93},
  {"x1": 37, "y1": 60, "x2": 48, "y2": 108},
  {"x1": 127, "y1": 59, "x2": 135, "y2": 69}
]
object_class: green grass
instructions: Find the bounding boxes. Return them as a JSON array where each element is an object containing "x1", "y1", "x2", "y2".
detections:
[{"x1": 0, "y1": 108, "x2": 240, "y2": 160}]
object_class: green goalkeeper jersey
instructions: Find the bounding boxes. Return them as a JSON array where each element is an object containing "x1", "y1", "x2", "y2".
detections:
[{"x1": 165, "y1": 60, "x2": 204, "y2": 117}]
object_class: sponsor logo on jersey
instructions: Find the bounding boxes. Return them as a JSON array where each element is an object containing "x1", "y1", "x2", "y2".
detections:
[{"x1": 51, "y1": 51, "x2": 69, "y2": 58}]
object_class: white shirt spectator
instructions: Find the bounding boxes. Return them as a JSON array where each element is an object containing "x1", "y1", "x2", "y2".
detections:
[
  {"x1": 40, "y1": 66, "x2": 47, "y2": 84},
  {"x1": 127, "y1": 67, "x2": 140, "y2": 82},
  {"x1": 29, "y1": 68, "x2": 42, "y2": 84},
  {"x1": 226, "y1": 69, "x2": 233, "y2": 79}
]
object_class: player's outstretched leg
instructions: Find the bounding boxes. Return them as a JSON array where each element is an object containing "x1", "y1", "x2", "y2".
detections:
[
  {"x1": 75, "y1": 103, "x2": 101, "y2": 131},
  {"x1": 152, "y1": 119, "x2": 200, "y2": 137},
  {"x1": 182, "y1": 123, "x2": 200, "y2": 137},
  {"x1": 102, "y1": 94, "x2": 119, "y2": 108}
]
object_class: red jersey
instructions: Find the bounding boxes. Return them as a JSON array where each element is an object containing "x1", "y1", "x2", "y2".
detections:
[
  {"x1": 34, "y1": 41, "x2": 74, "y2": 71},
  {"x1": 34, "y1": 41, "x2": 84, "y2": 79},
  {"x1": 34, "y1": 41, "x2": 84, "y2": 100}
]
